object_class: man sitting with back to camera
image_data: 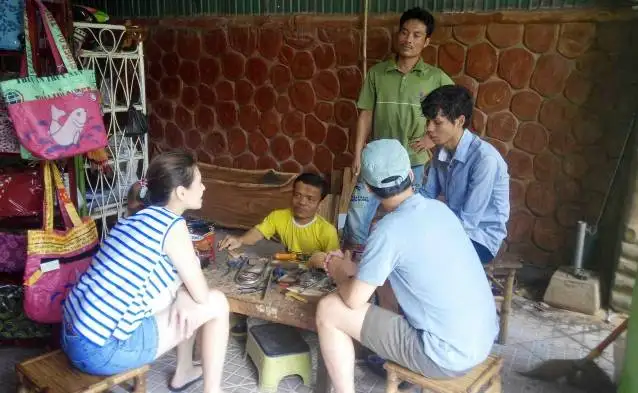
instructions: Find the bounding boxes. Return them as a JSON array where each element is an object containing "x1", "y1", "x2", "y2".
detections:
[
  {"x1": 316, "y1": 139, "x2": 498, "y2": 393},
  {"x1": 219, "y1": 172, "x2": 340, "y2": 333}
]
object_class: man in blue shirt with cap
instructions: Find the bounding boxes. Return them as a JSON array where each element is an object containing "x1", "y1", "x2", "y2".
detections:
[
  {"x1": 316, "y1": 139, "x2": 498, "y2": 393},
  {"x1": 420, "y1": 85, "x2": 510, "y2": 264}
]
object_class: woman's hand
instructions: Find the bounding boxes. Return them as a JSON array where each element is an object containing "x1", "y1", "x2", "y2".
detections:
[{"x1": 169, "y1": 288, "x2": 201, "y2": 341}]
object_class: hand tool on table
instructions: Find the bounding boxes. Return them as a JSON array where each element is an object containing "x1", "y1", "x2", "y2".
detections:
[
  {"x1": 273, "y1": 252, "x2": 310, "y2": 262},
  {"x1": 261, "y1": 266, "x2": 275, "y2": 301},
  {"x1": 222, "y1": 255, "x2": 246, "y2": 277},
  {"x1": 284, "y1": 290, "x2": 308, "y2": 303},
  {"x1": 298, "y1": 275, "x2": 329, "y2": 294},
  {"x1": 519, "y1": 318, "x2": 628, "y2": 392}
]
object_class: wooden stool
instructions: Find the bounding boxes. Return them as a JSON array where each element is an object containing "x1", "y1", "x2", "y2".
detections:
[
  {"x1": 384, "y1": 355, "x2": 503, "y2": 393},
  {"x1": 485, "y1": 254, "x2": 523, "y2": 345},
  {"x1": 16, "y1": 350, "x2": 149, "y2": 393}
]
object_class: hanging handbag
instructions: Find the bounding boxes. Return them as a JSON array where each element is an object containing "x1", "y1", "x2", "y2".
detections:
[
  {"x1": 22, "y1": 161, "x2": 98, "y2": 323},
  {"x1": 0, "y1": 0, "x2": 24, "y2": 51},
  {"x1": 0, "y1": 67, "x2": 24, "y2": 154},
  {"x1": 0, "y1": 0, "x2": 108, "y2": 161},
  {"x1": 0, "y1": 284, "x2": 53, "y2": 340},
  {"x1": 0, "y1": 97, "x2": 21, "y2": 154},
  {"x1": 0, "y1": 166, "x2": 42, "y2": 218},
  {"x1": 124, "y1": 104, "x2": 148, "y2": 137},
  {"x1": 0, "y1": 232, "x2": 27, "y2": 274}
]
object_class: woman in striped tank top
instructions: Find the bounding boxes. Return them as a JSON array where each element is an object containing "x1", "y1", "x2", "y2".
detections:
[{"x1": 61, "y1": 150, "x2": 229, "y2": 393}]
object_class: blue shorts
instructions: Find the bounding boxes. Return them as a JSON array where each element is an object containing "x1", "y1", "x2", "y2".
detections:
[
  {"x1": 344, "y1": 165, "x2": 425, "y2": 247},
  {"x1": 61, "y1": 316, "x2": 159, "y2": 376}
]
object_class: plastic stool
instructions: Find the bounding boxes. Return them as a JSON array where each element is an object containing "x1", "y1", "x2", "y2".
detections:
[{"x1": 245, "y1": 323, "x2": 312, "y2": 392}]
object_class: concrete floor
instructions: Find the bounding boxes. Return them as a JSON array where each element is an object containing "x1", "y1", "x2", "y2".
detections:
[
  {"x1": 0, "y1": 232, "x2": 624, "y2": 393},
  {"x1": 1, "y1": 295, "x2": 623, "y2": 393}
]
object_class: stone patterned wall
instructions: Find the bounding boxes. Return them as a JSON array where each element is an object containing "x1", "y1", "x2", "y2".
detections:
[{"x1": 144, "y1": 13, "x2": 638, "y2": 266}]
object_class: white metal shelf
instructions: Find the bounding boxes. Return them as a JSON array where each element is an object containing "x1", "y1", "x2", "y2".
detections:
[{"x1": 73, "y1": 22, "x2": 148, "y2": 239}]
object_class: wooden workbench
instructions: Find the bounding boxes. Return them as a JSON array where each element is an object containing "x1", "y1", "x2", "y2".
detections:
[
  {"x1": 202, "y1": 259, "x2": 333, "y2": 393},
  {"x1": 202, "y1": 262, "x2": 319, "y2": 331}
]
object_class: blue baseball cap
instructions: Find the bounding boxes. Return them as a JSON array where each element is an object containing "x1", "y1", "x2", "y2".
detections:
[{"x1": 361, "y1": 139, "x2": 411, "y2": 189}]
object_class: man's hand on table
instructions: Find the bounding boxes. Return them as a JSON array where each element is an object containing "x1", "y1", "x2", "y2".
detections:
[
  {"x1": 218, "y1": 235, "x2": 243, "y2": 251},
  {"x1": 324, "y1": 250, "x2": 357, "y2": 285}
]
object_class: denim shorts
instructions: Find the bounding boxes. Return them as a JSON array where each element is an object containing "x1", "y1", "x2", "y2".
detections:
[{"x1": 61, "y1": 316, "x2": 159, "y2": 376}]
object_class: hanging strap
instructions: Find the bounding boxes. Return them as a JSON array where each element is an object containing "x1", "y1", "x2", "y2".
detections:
[
  {"x1": 51, "y1": 161, "x2": 83, "y2": 228},
  {"x1": 42, "y1": 161, "x2": 82, "y2": 232},
  {"x1": 22, "y1": 6, "x2": 35, "y2": 77},
  {"x1": 23, "y1": 0, "x2": 78, "y2": 77}
]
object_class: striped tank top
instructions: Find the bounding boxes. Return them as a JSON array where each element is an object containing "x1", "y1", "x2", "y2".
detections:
[{"x1": 63, "y1": 206, "x2": 183, "y2": 346}]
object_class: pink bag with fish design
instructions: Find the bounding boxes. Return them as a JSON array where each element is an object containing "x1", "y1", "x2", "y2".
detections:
[{"x1": 0, "y1": 0, "x2": 107, "y2": 160}]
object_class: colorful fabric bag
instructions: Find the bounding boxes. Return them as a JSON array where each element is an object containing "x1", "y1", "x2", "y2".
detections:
[
  {"x1": 0, "y1": 284, "x2": 53, "y2": 340},
  {"x1": 0, "y1": 0, "x2": 108, "y2": 161},
  {"x1": 0, "y1": 0, "x2": 24, "y2": 51},
  {"x1": 0, "y1": 232, "x2": 27, "y2": 273},
  {"x1": 0, "y1": 97, "x2": 21, "y2": 154},
  {"x1": 22, "y1": 161, "x2": 98, "y2": 323},
  {"x1": 0, "y1": 166, "x2": 42, "y2": 218}
]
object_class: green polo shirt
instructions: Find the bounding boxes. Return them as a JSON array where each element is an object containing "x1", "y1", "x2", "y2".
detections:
[{"x1": 357, "y1": 58, "x2": 454, "y2": 166}]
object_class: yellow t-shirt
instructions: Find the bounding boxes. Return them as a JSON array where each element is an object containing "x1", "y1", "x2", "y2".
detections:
[{"x1": 255, "y1": 208, "x2": 340, "y2": 254}]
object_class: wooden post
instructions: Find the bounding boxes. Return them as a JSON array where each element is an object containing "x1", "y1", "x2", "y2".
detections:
[{"x1": 498, "y1": 269, "x2": 515, "y2": 344}]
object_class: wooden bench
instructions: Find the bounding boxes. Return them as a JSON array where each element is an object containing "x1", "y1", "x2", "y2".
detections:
[
  {"x1": 485, "y1": 254, "x2": 523, "y2": 345},
  {"x1": 384, "y1": 355, "x2": 503, "y2": 393},
  {"x1": 16, "y1": 350, "x2": 148, "y2": 393}
]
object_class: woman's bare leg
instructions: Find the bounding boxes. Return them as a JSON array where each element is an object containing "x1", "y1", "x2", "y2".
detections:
[
  {"x1": 171, "y1": 335, "x2": 201, "y2": 388},
  {"x1": 154, "y1": 289, "x2": 230, "y2": 393},
  {"x1": 200, "y1": 292, "x2": 229, "y2": 392}
]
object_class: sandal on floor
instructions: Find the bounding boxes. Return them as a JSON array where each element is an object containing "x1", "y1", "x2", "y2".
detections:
[{"x1": 168, "y1": 375, "x2": 203, "y2": 392}]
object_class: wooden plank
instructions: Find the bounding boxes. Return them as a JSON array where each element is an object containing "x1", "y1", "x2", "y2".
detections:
[
  {"x1": 317, "y1": 194, "x2": 336, "y2": 226},
  {"x1": 198, "y1": 164, "x2": 297, "y2": 229},
  {"x1": 336, "y1": 167, "x2": 357, "y2": 233}
]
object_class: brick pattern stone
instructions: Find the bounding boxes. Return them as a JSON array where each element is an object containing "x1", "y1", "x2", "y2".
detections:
[{"x1": 145, "y1": 18, "x2": 638, "y2": 267}]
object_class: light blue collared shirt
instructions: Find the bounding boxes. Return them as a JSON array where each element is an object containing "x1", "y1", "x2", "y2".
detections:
[{"x1": 420, "y1": 130, "x2": 510, "y2": 257}]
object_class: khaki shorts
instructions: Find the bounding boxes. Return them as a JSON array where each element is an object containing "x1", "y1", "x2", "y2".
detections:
[{"x1": 360, "y1": 305, "x2": 467, "y2": 379}]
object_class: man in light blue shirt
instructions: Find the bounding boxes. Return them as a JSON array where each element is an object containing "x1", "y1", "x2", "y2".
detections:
[
  {"x1": 420, "y1": 85, "x2": 510, "y2": 264},
  {"x1": 316, "y1": 139, "x2": 498, "y2": 393}
]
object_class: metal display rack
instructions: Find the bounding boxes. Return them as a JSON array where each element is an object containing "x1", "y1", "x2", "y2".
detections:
[{"x1": 73, "y1": 21, "x2": 148, "y2": 238}]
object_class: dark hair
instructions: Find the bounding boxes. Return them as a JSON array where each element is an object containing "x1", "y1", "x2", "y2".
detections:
[
  {"x1": 367, "y1": 176, "x2": 412, "y2": 199},
  {"x1": 127, "y1": 181, "x2": 146, "y2": 215},
  {"x1": 294, "y1": 172, "x2": 329, "y2": 200},
  {"x1": 400, "y1": 7, "x2": 435, "y2": 37},
  {"x1": 145, "y1": 150, "x2": 197, "y2": 206},
  {"x1": 421, "y1": 85, "x2": 474, "y2": 129}
]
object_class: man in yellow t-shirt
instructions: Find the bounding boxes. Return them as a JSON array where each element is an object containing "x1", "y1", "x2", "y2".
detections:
[
  {"x1": 219, "y1": 173, "x2": 339, "y2": 335},
  {"x1": 219, "y1": 172, "x2": 339, "y2": 255}
]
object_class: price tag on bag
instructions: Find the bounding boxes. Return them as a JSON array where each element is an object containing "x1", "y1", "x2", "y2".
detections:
[{"x1": 41, "y1": 259, "x2": 60, "y2": 273}]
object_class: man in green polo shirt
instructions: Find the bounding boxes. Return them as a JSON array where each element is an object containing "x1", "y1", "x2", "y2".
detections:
[{"x1": 344, "y1": 7, "x2": 454, "y2": 251}]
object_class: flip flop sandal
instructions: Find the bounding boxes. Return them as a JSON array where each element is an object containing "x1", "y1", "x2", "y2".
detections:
[{"x1": 168, "y1": 375, "x2": 203, "y2": 392}]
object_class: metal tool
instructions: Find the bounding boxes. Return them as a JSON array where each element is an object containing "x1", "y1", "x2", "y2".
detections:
[
  {"x1": 298, "y1": 276, "x2": 329, "y2": 294},
  {"x1": 223, "y1": 255, "x2": 246, "y2": 277},
  {"x1": 262, "y1": 266, "x2": 275, "y2": 301}
]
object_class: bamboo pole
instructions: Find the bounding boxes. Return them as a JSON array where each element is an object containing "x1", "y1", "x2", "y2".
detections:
[{"x1": 362, "y1": 0, "x2": 369, "y2": 76}]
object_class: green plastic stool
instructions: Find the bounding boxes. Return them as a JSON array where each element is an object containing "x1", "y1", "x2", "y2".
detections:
[{"x1": 245, "y1": 323, "x2": 312, "y2": 392}]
